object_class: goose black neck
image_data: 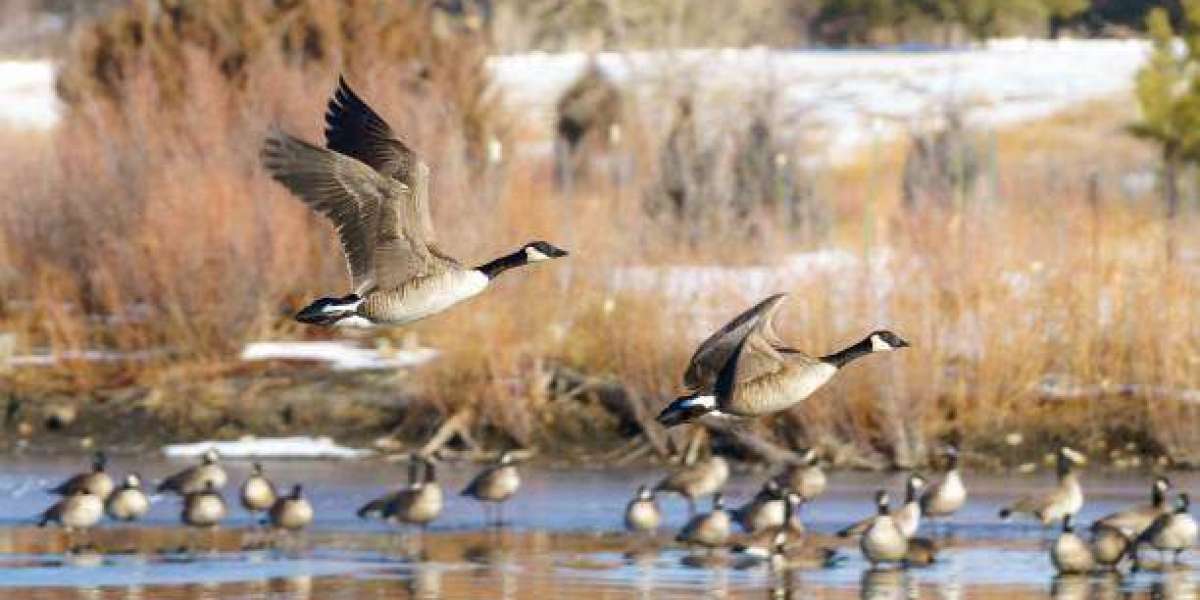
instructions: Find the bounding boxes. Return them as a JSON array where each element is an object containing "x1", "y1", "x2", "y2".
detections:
[
  {"x1": 476, "y1": 249, "x2": 528, "y2": 279},
  {"x1": 1153, "y1": 485, "x2": 1165, "y2": 507},
  {"x1": 819, "y1": 338, "x2": 873, "y2": 368}
]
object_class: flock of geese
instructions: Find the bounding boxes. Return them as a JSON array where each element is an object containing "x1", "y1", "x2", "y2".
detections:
[
  {"x1": 28, "y1": 74, "x2": 1198, "y2": 583},
  {"x1": 34, "y1": 440, "x2": 1196, "y2": 577}
]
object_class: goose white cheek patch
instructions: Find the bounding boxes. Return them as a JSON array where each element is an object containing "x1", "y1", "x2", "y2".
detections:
[
  {"x1": 525, "y1": 247, "x2": 551, "y2": 262},
  {"x1": 680, "y1": 395, "x2": 716, "y2": 410},
  {"x1": 870, "y1": 335, "x2": 894, "y2": 352}
]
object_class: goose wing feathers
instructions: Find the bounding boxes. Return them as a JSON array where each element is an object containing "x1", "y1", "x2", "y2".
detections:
[
  {"x1": 684, "y1": 293, "x2": 795, "y2": 392},
  {"x1": 324, "y1": 77, "x2": 441, "y2": 250},
  {"x1": 262, "y1": 130, "x2": 443, "y2": 293}
]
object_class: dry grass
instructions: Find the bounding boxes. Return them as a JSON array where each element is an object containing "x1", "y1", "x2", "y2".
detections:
[{"x1": 2, "y1": 8, "x2": 1199, "y2": 465}]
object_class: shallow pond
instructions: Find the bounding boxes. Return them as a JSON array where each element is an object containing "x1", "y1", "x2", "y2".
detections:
[{"x1": 0, "y1": 456, "x2": 1196, "y2": 598}]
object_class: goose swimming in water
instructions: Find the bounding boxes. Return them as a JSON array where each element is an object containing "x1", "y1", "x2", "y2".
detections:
[
  {"x1": 656, "y1": 294, "x2": 908, "y2": 427},
  {"x1": 262, "y1": 77, "x2": 568, "y2": 328}
]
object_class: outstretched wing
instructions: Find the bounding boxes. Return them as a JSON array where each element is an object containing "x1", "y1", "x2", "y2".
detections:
[
  {"x1": 681, "y1": 292, "x2": 792, "y2": 391},
  {"x1": 325, "y1": 77, "x2": 440, "y2": 248},
  {"x1": 262, "y1": 129, "x2": 433, "y2": 292}
]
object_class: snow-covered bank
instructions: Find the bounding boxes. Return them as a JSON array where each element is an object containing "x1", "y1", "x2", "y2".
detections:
[
  {"x1": 0, "y1": 61, "x2": 56, "y2": 129},
  {"x1": 240, "y1": 341, "x2": 437, "y2": 371},
  {"x1": 490, "y1": 38, "x2": 1150, "y2": 162},
  {"x1": 163, "y1": 436, "x2": 374, "y2": 460}
]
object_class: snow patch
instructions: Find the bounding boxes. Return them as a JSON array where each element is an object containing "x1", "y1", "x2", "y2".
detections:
[
  {"x1": 0, "y1": 61, "x2": 57, "y2": 129},
  {"x1": 163, "y1": 436, "x2": 374, "y2": 460},
  {"x1": 240, "y1": 341, "x2": 437, "y2": 371}
]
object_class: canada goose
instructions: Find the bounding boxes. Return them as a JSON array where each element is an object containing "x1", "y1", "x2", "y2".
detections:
[
  {"x1": 998, "y1": 446, "x2": 1086, "y2": 525},
  {"x1": 261, "y1": 77, "x2": 568, "y2": 329},
  {"x1": 182, "y1": 481, "x2": 227, "y2": 528},
  {"x1": 676, "y1": 493, "x2": 731, "y2": 551},
  {"x1": 240, "y1": 463, "x2": 278, "y2": 515},
  {"x1": 461, "y1": 451, "x2": 521, "y2": 526},
  {"x1": 654, "y1": 455, "x2": 729, "y2": 516},
  {"x1": 624, "y1": 485, "x2": 661, "y2": 533},
  {"x1": 39, "y1": 489, "x2": 103, "y2": 531},
  {"x1": 860, "y1": 490, "x2": 908, "y2": 566},
  {"x1": 49, "y1": 452, "x2": 114, "y2": 499},
  {"x1": 159, "y1": 448, "x2": 227, "y2": 496},
  {"x1": 1130, "y1": 493, "x2": 1198, "y2": 568},
  {"x1": 919, "y1": 445, "x2": 967, "y2": 533},
  {"x1": 734, "y1": 479, "x2": 792, "y2": 534},
  {"x1": 385, "y1": 456, "x2": 443, "y2": 530},
  {"x1": 731, "y1": 492, "x2": 843, "y2": 569},
  {"x1": 776, "y1": 448, "x2": 826, "y2": 502},
  {"x1": 1051, "y1": 515, "x2": 1096, "y2": 574},
  {"x1": 358, "y1": 453, "x2": 424, "y2": 520},
  {"x1": 1092, "y1": 475, "x2": 1171, "y2": 538},
  {"x1": 105, "y1": 474, "x2": 149, "y2": 522},
  {"x1": 838, "y1": 473, "x2": 925, "y2": 539},
  {"x1": 1090, "y1": 523, "x2": 1131, "y2": 570},
  {"x1": 656, "y1": 294, "x2": 908, "y2": 427},
  {"x1": 269, "y1": 484, "x2": 314, "y2": 531}
]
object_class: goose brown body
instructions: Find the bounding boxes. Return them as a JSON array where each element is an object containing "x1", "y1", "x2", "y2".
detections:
[
  {"x1": 50, "y1": 452, "x2": 113, "y2": 499},
  {"x1": 999, "y1": 447, "x2": 1086, "y2": 525},
  {"x1": 159, "y1": 449, "x2": 227, "y2": 496},
  {"x1": 654, "y1": 455, "x2": 729, "y2": 514},
  {"x1": 40, "y1": 490, "x2": 103, "y2": 531}
]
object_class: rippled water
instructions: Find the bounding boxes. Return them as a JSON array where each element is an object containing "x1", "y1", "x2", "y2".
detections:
[{"x1": 0, "y1": 456, "x2": 1196, "y2": 598}]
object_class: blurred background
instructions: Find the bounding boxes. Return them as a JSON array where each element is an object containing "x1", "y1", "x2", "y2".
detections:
[{"x1": 0, "y1": 0, "x2": 1197, "y2": 472}]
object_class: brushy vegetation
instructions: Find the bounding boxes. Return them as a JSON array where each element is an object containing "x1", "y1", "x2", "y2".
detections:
[{"x1": 2, "y1": 1, "x2": 1200, "y2": 468}]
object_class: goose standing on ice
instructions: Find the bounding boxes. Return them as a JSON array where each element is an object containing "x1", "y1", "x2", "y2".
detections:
[
  {"x1": 269, "y1": 485, "x2": 314, "y2": 532},
  {"x1": 49, "y1": 452, "x2": 114, "y2": 499},
  {"x1": 998, "y1": 447, "x2": 1086, "y2": 526},
  {"x1": 262, "y1": 77, "x2": 568, "y2": 328},
  {"x1": 385, "y1": 455, "x2": 443, "y2": 531},
  {"x1": 860, "y1": 491, "x2": 908, "y2": 566},
  {"x1": 654, "y1": 455, "x2": 729, "y2": 516},
  {"x1": 1051, "y1": 515, "x2": 1096, "y2": 575},
  {"x1": 656, "y1": 294, "x2": 908, "y2": 427},
  {"x1": 240, "y1": 463, "x2": 278, "y2": 517},
  {"x1": 1130, "y1": 493, "x2": 1198, "y2": 568},
  {"x1": 106, "y1": 474, "x2": 150, "y2": 522},
  {"x1": 39, "y1": 489, "x2": 103, "y2": 532},
  {"x1": 920, "y1": 445, "x2": 967, "y2": 534},
  {"x1": 1092, "y1": 475, "x2": 1171, "y2": 539},
  {"x1": 624, "y1": 485, "x2": 662, "y2": 534},
  {"x1": 461, "y1": 451, "x2": 521, "y2": 527},
  {"x1": 158, "y1": 448, "x2": 227, "y2": 496}
]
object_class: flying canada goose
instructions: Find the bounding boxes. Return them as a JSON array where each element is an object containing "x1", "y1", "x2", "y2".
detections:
[
  {"x1": 676, "y1": 493, "x2": 731, "y2": 552},
  {"x1": 734, "y1": 479, "x2": 802, "y2": 535},
  {"x1": 919, "y1": 445, "x2": 967, "y2": 534},
  {"x1": 654, "y1": 455, "x2": 729, "y2": 516},
  {"x1": 839, "y1": 473, "x2": 926, "y2": 539},
  {"x1": 269, "y1": 484, "x2": 314, "y2": 531},
  {"x1": 385, "y1": 455, "x2": 443, "y2": 530},
  {"x1": 358, "y1": 453, "x2": 424, "y2": 521},
  {"x1": 1092, "y1": 475, "x2": 1171, "y2": 538},
  {"x1": 49, "y1": 452, "x2": 114, "y2": 499},
  {"x1": 240, "y1": 463, "x2": 278, "y2": 516},
  {"x1": 860, "y1": 490, "x2": 909, "y2": 566},
  {"x1": 461, "y1": 451, "x2": 521, "y2": 526},
  {"x1": 39, "y1": 489, "x2": 104, "y2": 531},
  {"x1": 624, "y1": 484, "x2": 661, "y2": 533},
  {"x1": 1130, "y1": 493, "x2": 1198, "y2": 568},
  {"x1": 105, "y1": 474, "x2": 149, "y2": 522},
  {"x1": 261, "y1": 77, "x2": 568, "y2": 329},
  {"x1": 776, "y1": 448, "x2": 826, "y2": 502},
  {"x1": 1051, "y1": 515, "x2": 1096, "y2": 575},
  {"x1": 1090, "y1": 523, "x2": 1131, "y2": 570},
  {"x1": 656, "y1": 294, "x2": 908, "y2": 427},
  {"x1": 998, "y1": 446, "x2": 1086, "y2": 525},
  {"x1": 159, "y1": 448, "x2": 227, "y2": 496},
  {"x1": 182, "y1": 481, "x2": 228, "y2": 528}
]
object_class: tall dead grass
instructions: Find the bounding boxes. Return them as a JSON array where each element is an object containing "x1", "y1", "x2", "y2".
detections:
[{"x1": 1, "y1": 6, "x2": 1198, "y2": 464}]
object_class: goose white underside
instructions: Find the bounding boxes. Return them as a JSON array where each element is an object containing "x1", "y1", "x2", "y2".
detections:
[{"x1": 334, "y1": 270, "x2": 491, "y2": 328}]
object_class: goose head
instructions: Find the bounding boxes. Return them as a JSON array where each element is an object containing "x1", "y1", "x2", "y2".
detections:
[
  {"x1": 801, "y1": 447, "x2": 819, "y2": 466},
  {"x1": 1061, "y1": 514, "x2": 1075, "y2": 533},
  {"x1": 1058, "y1": 447, "x2": 1087, "y2": 467},
  {"x1": 636, "y1": 484, "x2": 653, "y2": 501},
  {"x1": 290, "y1": 484, "x2": 304, "y2": 499},
  {"x1": 1153, "y1": 476, "x2": 1171, "y2": 505},
  {"x1": 656, "y1": 393, "x2": 716, "y2": 428},
  {"x1": 907, "y1": 473, "x2": 927, "y2": 499},
  {"x1": 124, "y1": 473, "x2": 142, "y2": 489},
  {"x1": 867, "y1": 330, "x2": 910, "y2": 352},
  {"x1": 522, "y1": 241, "x2": 569, "y2": 263},
  {"x1": 875, "y1": 490, "x2": 891, "y2": 515},
  {"x1": 251, "y1": 462, "x2": 265, "y2": 476},
  {"x1": 92, "y1": 452, "x2": 107, "y2": 472},
  {"x1": 202, "y1": 448, "x2": 221, "y2": 465},
  {"x1": 712, "y1": 493, "x2": 725, "y2": 511},
  {"x1": 295, "y1": 293, "x2": 364, "y2": 327},
  {"x1": 1176, "y1": 493, "x2": 1191, "y2": 513}
]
